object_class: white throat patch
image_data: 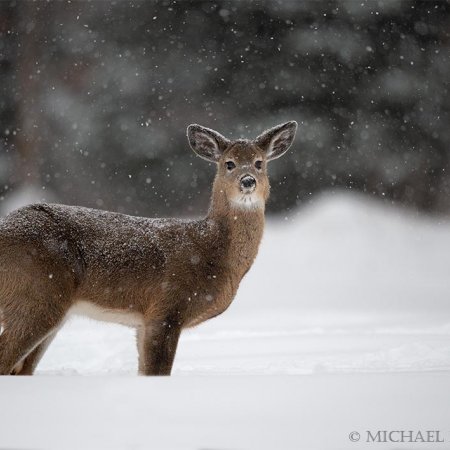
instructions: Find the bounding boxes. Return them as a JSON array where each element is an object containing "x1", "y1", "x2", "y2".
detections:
[{"x1": 231, "y1": 194, "x2": 264, "y2": 210}]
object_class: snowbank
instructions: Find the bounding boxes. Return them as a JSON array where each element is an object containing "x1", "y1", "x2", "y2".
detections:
[{"x1": 1, "y1": 374, "x2": 449, "y2": 450}]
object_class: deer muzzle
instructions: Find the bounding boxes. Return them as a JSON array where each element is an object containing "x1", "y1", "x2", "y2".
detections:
[{"x1": 240, "y1": 174, "x2": 256, "y2": 193}]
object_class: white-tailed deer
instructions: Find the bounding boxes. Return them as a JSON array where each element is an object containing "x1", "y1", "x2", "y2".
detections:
[{"x1": 0, "y1": 121, "x2": 297, "y2": 375}]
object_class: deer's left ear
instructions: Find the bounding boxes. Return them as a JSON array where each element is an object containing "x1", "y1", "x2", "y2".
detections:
[{"x1": 254, "y1": 121, "x2": 297, "y2": 161}]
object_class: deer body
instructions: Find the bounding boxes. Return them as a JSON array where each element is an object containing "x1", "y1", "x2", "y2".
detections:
[{"x1": 0, "y1": 121, "x2": 296, "y2": 375}]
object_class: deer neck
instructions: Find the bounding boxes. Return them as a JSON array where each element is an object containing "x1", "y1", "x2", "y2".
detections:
[{"x1": 206, "y1": 182, "x2": 265, "y2": 280}]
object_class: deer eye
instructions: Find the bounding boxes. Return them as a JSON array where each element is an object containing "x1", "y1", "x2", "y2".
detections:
[
  {"x1": 226, "y1": 161, "x2": 236, "y2": 171},
  {"x1": 255, "y1": 160, "x2": 263, "y2": 170}
]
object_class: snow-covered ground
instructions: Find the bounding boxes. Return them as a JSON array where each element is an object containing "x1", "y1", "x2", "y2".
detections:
[
  {"x1": 2, "y1": 373, "x2": 449, "y2": 450},
  {"x1": 1, "y1": 192, "x2": 450, "y2": 449}
]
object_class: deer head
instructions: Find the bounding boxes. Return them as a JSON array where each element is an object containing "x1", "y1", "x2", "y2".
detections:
[{"x1": 187, "y1": 121, "x2": 297, "y2": 212}]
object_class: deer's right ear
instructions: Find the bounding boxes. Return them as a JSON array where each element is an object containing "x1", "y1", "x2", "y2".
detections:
[{"x1": 187, "y1": 124, "x2": 230, "y2": 163}]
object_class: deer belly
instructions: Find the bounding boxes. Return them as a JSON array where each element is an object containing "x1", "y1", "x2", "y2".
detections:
[{"x1": 68, "y1": 300, "x2": 144, "y2": 327}]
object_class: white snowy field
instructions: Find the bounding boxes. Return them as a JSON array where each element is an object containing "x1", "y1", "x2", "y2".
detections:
[
  {"x1": 1, "y1": 192, "x2": 450, "y2": 449},
  {"x1": 1, "y1": 373, "x2": 449, "y2": 450}
]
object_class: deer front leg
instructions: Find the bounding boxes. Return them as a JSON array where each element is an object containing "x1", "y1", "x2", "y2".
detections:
[{"x1": 137, "y1": 319, "x2": 181, "y2": 376}]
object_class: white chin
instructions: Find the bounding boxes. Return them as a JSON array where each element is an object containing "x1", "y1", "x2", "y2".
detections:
[{"x1": 231, "y1": 194, "x2": 264, "y2": 210}]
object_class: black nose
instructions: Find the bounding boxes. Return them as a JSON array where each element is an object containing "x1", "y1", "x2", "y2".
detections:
[{"x1": 240, "y1": 175, "x2": 256, "y2": 191}]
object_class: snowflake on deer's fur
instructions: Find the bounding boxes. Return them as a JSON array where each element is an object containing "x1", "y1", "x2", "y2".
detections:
[{"x1": 0, "y1": 121, "x2": 297, "y2": 376}]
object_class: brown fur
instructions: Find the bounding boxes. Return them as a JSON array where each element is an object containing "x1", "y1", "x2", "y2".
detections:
[{"x1": 0, "y1": 121, "x2": 297, "y2": 375}]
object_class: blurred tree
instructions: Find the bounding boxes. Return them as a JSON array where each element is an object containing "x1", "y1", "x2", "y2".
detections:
[{"x1": 0, "y1": 0, "x2": 448, "y2": 216}]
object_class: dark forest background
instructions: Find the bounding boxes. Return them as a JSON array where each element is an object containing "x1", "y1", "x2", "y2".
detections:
[{"x1": 0, "y1": 0, "x2": 449, "y2": 217}]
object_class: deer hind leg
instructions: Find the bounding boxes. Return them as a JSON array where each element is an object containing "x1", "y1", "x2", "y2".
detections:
[
  {"x1": 11, "y1": 328, "x2": 59, "y2": 375},
  {"x1": 0, "y1": 238, "x2": 78, "y2": 375},
  {"x1": 0, "y1": 330, "x2": 45, "y2": 376},
  {"x1": 0, "y1": 297, "x2": 68, "y2": 376}
]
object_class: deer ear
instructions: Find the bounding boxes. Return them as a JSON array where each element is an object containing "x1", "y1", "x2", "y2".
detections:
[
  {"x1": 187, "y1": 124, "x2": 230, "y2": 163},
  {"x1": 254, "y1": 121, "x2": 297, "y2": 161}
]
